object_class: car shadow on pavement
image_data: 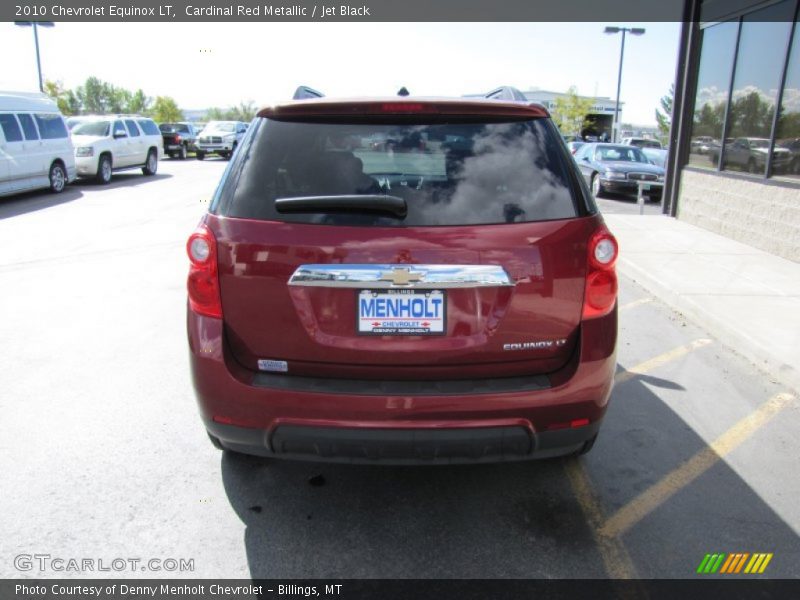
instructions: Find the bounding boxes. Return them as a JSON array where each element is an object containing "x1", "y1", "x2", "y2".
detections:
[
  {"x1": 0, "y1": 186, "x2": 84, "y2": 219},
  {"x1": 219, "y1": 374, "x2": 800, "y2": 579},
  {"x1": 71, "y1": 172, "x2": 172, "y2": 191}
]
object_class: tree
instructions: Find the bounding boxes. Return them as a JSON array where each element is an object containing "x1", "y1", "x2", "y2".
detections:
[
  {"x1": 551, "y1": 87, "x2": 595, "y2": 136},
  {"x1": 656, "y1": 84, "x2": 674, "y2": 137},
  {"x1": 228, "y1": 101, "x2": 257, "y2": 122},
  {"x1": 43, "y1": 79, "x2": 79, "y2": 116},
  {"x1": 150, "y1": 96, "x2": 183, "y2": 123},
  {"x1": 128, "y1": 89, "x2": 151, "y2": 115}
]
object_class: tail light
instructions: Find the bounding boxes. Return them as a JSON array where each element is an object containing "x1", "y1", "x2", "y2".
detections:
[
  {"x1": 175, "y1": 135, "x2": 182, "y2": 143},
  {"x1": 187, "y1": 224, "x2": 222, "y2": 318},
  {"x1": 582, "y1": 226, "x2": 618, "y2": 319}
]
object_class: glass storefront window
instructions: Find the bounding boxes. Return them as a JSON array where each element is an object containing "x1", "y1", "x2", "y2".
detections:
[
  {"x1": 688, "y1": 21, "x2": 739, "y2": 170},
  {"x1": 775, "y1": 21, "x2": 800, "y2": 181},
  {"x1": 722, "y1": 1, "x2": 795, "y2": 176}
]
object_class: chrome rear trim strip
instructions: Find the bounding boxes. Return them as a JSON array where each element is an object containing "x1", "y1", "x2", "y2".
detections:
[{"x1": 288, "y1": 264, "x2": 514, "y2": 289}]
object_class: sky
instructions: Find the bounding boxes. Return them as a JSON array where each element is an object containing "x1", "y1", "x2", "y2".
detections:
[{"x1": 0, "y1": 21, "x2": 680, "y2": 125}]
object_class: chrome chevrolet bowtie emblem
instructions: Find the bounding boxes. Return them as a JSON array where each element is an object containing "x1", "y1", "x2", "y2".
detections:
[{"x1": 379, "y1": 267, "x2": 424, "y2": 286}]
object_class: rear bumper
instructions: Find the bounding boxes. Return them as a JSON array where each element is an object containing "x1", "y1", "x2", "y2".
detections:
[
  {"x1": 188, "y1": 307, "x2": 617, "y2": 464},
  {"x1": 206, "y1": 418, "x2": 601, "y2": 464},
  {"x1": 600, "y1": 179, "x2": 662, "y2": 197}
]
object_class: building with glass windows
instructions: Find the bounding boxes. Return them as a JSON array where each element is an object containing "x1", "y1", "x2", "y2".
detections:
[{"x1": 667, "y1": 0, "x2": 800, "y2": 261}]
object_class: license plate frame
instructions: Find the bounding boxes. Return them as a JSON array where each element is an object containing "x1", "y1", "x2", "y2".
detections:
[{"x1": 357, "y1": 289, "x2": 446, "y2": 336}]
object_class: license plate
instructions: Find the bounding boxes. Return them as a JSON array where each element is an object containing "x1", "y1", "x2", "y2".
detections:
[{"x1": 357, "y1": 289, "x2": 446, "y2": 335}]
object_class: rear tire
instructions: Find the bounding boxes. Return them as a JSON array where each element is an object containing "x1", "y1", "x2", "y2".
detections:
[
  {"x1": 142, "y1": 149, "x2": 158, "y2": 176},
  {"x1": 48, "y1": 162, "x2": 66, "y2": 194},
  {"x1": 208, "y1": 432, "x2": 225, "y2": 450},
  {"x1": 96, "y1": 155, "x2": 112, "y2": 184},
  {"x1": 591, "y1": 173, "x2": 604, "y2": 198},
  {"x1": 196, "y1": 151, "x2": 205, "y2": 161},
  {"x1": 179, "y1": 144, "x2": 188, "y2": 160},
  {"x1": 747, "y1": 158, "x2": 758, "y2": 174},
  {"x1": 577, "y1": 433, "x2": 598, "y2": 456}
]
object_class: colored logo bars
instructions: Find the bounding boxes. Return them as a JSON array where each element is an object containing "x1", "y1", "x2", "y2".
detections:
[{"x1": 697, "y1": 553, "x2": 773, "y2": 574}]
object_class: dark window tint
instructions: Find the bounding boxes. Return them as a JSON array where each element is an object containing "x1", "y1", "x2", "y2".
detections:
[
  {"x1": 221, "y1": 118, "x2": 577, "y2": 226},
  {"x1": 17, "y1": 113, "x2": 39, "y2": 140},
  {"x1": 722, "y1": 1, "x2": 795, "y2": 175},
  {"x1": 124, "y1": 119, "x2": 141, "y2": 137},
  {"x1": 113, "y1": 120, "x2": 127, "y2": 137},
  {"x1": 138, "y1": 119, "x2": 160, "y2": 136},
  {"x1": 688, "y1": 21, "x2": 739, "y2": 170},
  {"x1": 34, "y1": 113, "x2": 68, "y2": 139},
  {"x1": 773, "y1": 20, "x2": 800, "y2": 180},
  {"x1": 0, "y1": 114, "x2": 23, "y2": 142},
  {"x1": 73, "y1": 120, "x2": 110, "y2": 137}
]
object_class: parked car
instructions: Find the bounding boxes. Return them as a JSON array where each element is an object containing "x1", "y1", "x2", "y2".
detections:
[
  {"x1": 690, "y1": 135, "x2": 715, "y2": 155},
  {"x1": 574, "y1": 142, "x2": 665, "y2": 200},
  {"x1": 71, "y1": 115, "x2": 161, "y2": 183},
  {"x1": 621, "y1": 137, "x2": 662, "y2": 149},
  {"x1": 195, "y1": 121, "x2": 247, "y2": 160},
  {"x1": 187, "y1": 87, "x2": 619, "y2": 464},
  {"x1": 776, "y1": 138, "x2": 800, "y2": 175},
  {"x1": 566, "y1": 141, "x2": 585, "y2": 155},
  {"x1": 0, "y1": 91, "x2": 76, "y2": 197},
  {"x1": 159, "y1": 122, "x2": 198, "y2": 159},
  {"x1": 718, "y1": 137, "x2": 792, "y2": 174}
]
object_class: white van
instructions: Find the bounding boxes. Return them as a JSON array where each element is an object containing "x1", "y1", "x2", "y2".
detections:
[{"x1": 0, "y1": 91, "x2": 76, "y2": 197}]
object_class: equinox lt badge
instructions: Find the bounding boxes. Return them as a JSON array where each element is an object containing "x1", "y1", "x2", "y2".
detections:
[{"x1": 504, "y1": 339, "x2": 567, "y2": 351}]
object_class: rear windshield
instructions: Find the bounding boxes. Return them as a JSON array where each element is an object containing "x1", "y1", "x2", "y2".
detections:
[{"x1": 219, "y1": 118, "x2": 579, "y2": 226}]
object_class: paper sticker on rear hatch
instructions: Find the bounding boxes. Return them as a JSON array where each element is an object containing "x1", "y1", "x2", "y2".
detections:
[{"x1": 358, "y1": 289, "x2": 446, "y2": 335}]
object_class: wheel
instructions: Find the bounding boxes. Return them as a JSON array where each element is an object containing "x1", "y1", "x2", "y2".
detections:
[
  {"x1": 96, "y1": 155, "x2": 112, "y2": 184},
  {"x1": 196, "y1": 151, "x2": 205, "y2": 161},
  {"x1": 142, "y1": 150, "x2": 158, "y2": 176},
  {"x1": 48, "y1": 162, "x2": 66, "y2": 194},
  {"x1": 591, "y1": 173, "x2": 604, "y2": 198},
  {"x1": 747, "y1": 159, "x2": 758, "y2": 174},
  {"x1": 179, "y1": 144, "x2": 188, "y2": 160}
]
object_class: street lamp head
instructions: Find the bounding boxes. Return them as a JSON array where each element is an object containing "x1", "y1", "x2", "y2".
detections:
[
  {"x1": 630, "y1": 28, "x2": 646, "y2": 35},
  {"x1": 604, "y1": 26, "x2": 621, "y2": 34},
  {"x1": 15, "y1": 21, "x2": 55, "y2": 27}
]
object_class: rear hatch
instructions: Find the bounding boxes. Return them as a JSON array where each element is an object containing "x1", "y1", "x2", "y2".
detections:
[{"x1": 209, "y1": 100, "x2": 597, "y2": 380}]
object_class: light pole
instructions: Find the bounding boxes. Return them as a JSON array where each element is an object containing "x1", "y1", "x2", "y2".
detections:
[
  {"x1": 14, "y1": 21, "x2": 55, "y2": 93},
  {"x1": 604, "y1": 26, "x2": 645, "y2": 142}
]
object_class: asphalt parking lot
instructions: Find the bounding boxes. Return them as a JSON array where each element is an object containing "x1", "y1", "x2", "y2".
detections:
[{"x1": 1, "y1": 157, "x2": 798, "y2": 579}]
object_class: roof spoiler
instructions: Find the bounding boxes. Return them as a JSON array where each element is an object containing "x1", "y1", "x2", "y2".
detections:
[
  {"x1": 484, "y1": 86, "x2": 528, "y2": 102},
  {"x1": 293, "y1": 86, "x2": 325, "y2": 100}
]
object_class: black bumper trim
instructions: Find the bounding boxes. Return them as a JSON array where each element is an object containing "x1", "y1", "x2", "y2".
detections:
[{"x1": 205, "y1": 420, "x2": 601, "y2": 465}]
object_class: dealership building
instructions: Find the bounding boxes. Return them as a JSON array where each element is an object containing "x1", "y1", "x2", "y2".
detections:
[{"x1": 666, "y1": 0, "x2": 800, "y2": 261}]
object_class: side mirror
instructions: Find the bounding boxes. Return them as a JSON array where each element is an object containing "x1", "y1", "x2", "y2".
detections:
[{"x1": 114, "y1": 131, "x2": 128, "y2": 139}]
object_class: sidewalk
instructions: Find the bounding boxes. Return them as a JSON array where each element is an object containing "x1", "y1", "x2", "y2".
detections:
[{"x1": 604, "y1": 214, "x2": 800, "y2": 393}]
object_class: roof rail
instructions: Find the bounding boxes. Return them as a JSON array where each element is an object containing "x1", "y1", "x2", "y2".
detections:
[
  {"x1": 293, "y1": 86, "x2": 325, "y2": 100},
  {"x1": 484, "y1": 86, "x2": 528, "y2": 102}
]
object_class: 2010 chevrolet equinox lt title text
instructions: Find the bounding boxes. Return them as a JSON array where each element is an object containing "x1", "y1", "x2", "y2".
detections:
[{"x1": 187, "y1": 86, "x2": 619, "y2": 464}]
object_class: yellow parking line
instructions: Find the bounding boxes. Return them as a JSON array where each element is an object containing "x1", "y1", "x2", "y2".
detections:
[
  {"x1": 619, "y1": 297, "x2": 654, "y2": 311},
  {"x1": 615, "y1": 338, "x2": 713, "y2": 384},
  {"x1": 600, "y1": 392, "x2": 795, "y2": 538},
  {"x1": 564, "y1": 459, "x2": 639, "y2": 579}
]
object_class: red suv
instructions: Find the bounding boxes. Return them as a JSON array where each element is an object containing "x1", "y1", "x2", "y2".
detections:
[{"x1": 187, "y1": 87, "x2": 618, "y2": 464}]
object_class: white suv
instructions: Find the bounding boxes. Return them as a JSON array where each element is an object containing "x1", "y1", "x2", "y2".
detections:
[{"x1": 71, "y1": 116, "x2": 162, "y2": 183}]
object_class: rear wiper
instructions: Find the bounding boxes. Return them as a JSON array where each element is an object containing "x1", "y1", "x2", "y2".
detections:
[{"x1": 275, "y1": 195, "x2": 407, "y2": 218}]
